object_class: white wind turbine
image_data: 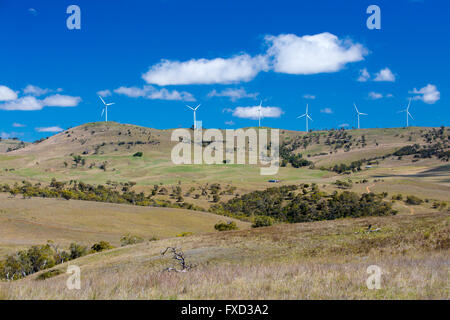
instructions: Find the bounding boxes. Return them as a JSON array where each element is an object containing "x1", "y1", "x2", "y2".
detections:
[
  {"x1": 297, "y1": 104, "x2": 313, "y2": 132},
  {"x1": 398, "y1": 98, "x2": 413, "y2": 127},
  {"x1": 99, "y1": 96, "x2": 115, "y2": 122},
  {"x1": 257, "y1": 100, "x2": 262, "y2": 128},
  {"x1": 354, "y1": 103, "x2": 368, "y2": 129},
  {"x1": 186, "y1": 104, "x2": 201, "y2": 129}
]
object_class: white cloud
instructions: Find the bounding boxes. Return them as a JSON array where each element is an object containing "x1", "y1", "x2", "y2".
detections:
[
  {"x1": 225, "y1": 120, "x2": 235, "y2": 125},
  {"x1": 35, "y1": 126, "x2": 63, "y2": 133},
  {"x1": 0, "y1": 96, "x2": 43, "y2": 111},
  {"x1": 97, "y1": 89, "x2": 112, "y2": 97},
  {"x1": 143, "y1": 54, "x2": 268, "y2": 85},
  {"x1": 141, "y1": 33, "x2": 366, "y2": 85},
  {"x1": 28, "y1": 8, "x2": 37, "y2": 15},
  {"x1": 207, "y1": 87, "x2": 258, "y2": 101},
  {"x1": 368, "y1": 92, "x2": 383, "y2": 100},
  {"x1": 0, "y1": 85, "x2": 18, "y2": 101},
  {"x1": 320, "y1": 108, "x2": 333, "y2": 114},
  {"x1": 410, "y1": 84, "x2": 440, "y2": 104},
  {"x1": 339, "y1": 123, "x2": 349, "y2": 128},
  {"x1": 357, "y1": 68, "x2": 370, "y2": 82},
  {"x1": 114, "y1": 85, "x2": 195, "y2": 101},
  {"x1": 303, "y1": 94, "x2": 316, "y2": 99},
  {"x1": 265, "y1": 33, "x2": 367, "y2": 75},
  {"x1": 374, "y1": 68, "x2": 395, "y2": 82},
  {"x1": 227, "y1": 105, "x2": 284, "y2": 120},
  {"x1": 42, "y1": 94, "x2": 81, "y2": 107},
  {"x1": 12, "y1": 123, "x2": 26, "y2": 128},
  {"x1": 23, "y1": 85, "x2": 51, "y2": 96}
]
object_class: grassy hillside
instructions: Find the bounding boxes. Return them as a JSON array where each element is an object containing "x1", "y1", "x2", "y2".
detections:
[
  {"x1": 1, "y1": 211, "x2": 447, "y2": 299},
  {"x1": 0, "y1": 122, "x2": 448, "y2": 205},
  {"x1": 0, "y1": 193, "x2": 249, "y2": 258}
]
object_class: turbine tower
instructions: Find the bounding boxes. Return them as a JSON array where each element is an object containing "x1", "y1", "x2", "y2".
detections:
[
  {"x1": 297, "y1": 104, "x2": 313, "y2": 132},
  {"x1": 354, "y1": 103, "x2": 367, "y2": 129},
  {"x1": 99, "y1": 96, "x2": 115, "y2": 122},
  {"x1": 398, "y1": 98, "x2": 413, "y2": 127},
  {"x1": 186, "y1": 104, "x2": 201, "y2": 129}
]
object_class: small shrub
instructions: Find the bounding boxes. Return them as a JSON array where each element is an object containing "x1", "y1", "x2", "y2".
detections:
[
  {"x1": 36, "y1": 269, "x2": 62, "y2": 281},
  {"x1": 69, "y1": 243, "x2": 88, "y2": 260},
  {"x1": 90, "y1": 241, "x2": 114, "y2": 252},
  {"x1": 120, "y1": 234, "x2": 144, "y2": 246},
  {"x1": 405, "y1": 195, "x2": 423, "y2": 205},
  {"x1": 252, "y1": 216, "x2": 274, "y2": 228},
  {"x1": 133, "y1": 152, "x2": 143, "y2": 157},
  {"x1": 176, "y1": 232, "x2": 193, "y2": 237},
  {"x1": 214, "y1": 221, "x2": 238, "y2": 231}
]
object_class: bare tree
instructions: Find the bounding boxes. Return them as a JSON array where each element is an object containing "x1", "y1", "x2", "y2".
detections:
[{"x1": 161, "y1": 247, "x2": 195, "y2": 273}]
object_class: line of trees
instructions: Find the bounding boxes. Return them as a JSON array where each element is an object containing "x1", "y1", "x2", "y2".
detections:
[{"x1": 210, "y1": 184, "x2": 396, "y2": 223}]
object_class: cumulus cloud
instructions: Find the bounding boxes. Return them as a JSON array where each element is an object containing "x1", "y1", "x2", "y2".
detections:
[
  {"x1": 320, "y1": 108, "x2": 333, "y2": 114},
  {"x1": 339, "y1": 123, "x2": 349, "y2": 128},
  {"x1": 410, "y1": 84, "x2": 440, "y2": 104},
  {"x1": 0, "y1": 87, "x2": 81, "y2": 110},
  {"x1": 23, "y1": 85, "x2": 51, "y2": 96},
  {"x1": 207, "y1": 87, "x2": 259, "y2": 101},
  {"x1": 0, "y1": 85, "x2": 18, "y2": 101},
  {"x1": 368, "y1": 92, "x2": 394, "y2": 100},
  {"x1": 303, "y1": 94, "x2": 316, "y2": 99},
  {"x1": 265, "y1": 33, "x2": 367, "y2": 75},
  {"x1": 368, "y1": 92, "x2": 383, "y2": 100},
  {"x1": 374, "y1": 68, "x2": 395, "y2": 82},
  {"x1": 35, "y1": 126, "x2": 63, "y2": 133},
  {"x1": 28, "y1": 8, "x2": 37, "y2": 15},
  {"x1": 12, "y1": 123, "x2": 26, "y2": 128},
  {"x1": 42, "y1": 94, "x2": 81, "y2": 107},
  {"x1": 357, "y1": 68, "x2": 370, "y2": 82},
  {"x1": 225, "y1": 120, "x2": 235, "y2": 126},
  {"x1": 143, "y1": 54, "x2": 268, "y2": 86},
  {"x1": 0, "y1": 96, "x2": 43, "y2": 111},
  {"x1": 226, "y1": 105, "x2": 284, "y2": 120},
  {"x1": 114, "y1": 85, "x2": 195, "y2": 101},
  {"x1": 141, "y1": 33, "x2": 366, "y2": 85},
  {"x1": 97, "y1": 89, "x2": 112, "y2": 97}
]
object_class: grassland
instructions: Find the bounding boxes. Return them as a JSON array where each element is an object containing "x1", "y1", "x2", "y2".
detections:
[
  {"x1": 0, "y1": 211, "x2": 447, "y2": 299},
  {"x1": 0, "y1": 123, "x2": 448, "y2": 299},
  {"x1": 0, "y1": 193, "x2": 249, "y2": 257}
]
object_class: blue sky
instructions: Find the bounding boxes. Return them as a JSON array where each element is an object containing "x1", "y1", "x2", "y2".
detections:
[{"x1": 0, "y1": 0, "x2": 448, "y2": 141}]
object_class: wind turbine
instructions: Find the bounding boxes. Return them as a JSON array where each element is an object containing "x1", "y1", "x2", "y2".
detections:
[
  {"x1": 186, "y1": 104, "x2": 201, "y2": 129},
  {"x1": 99, "y1": 96, "x2": 115, "y2": 122},
  {"x1": 398, "y1": 98, "x2": 413, "y2": 127},
  {"x1": 354, "y1": 103, "x2": 367, "y2": 129},
  {"x1": 297, "y1": 104, "x2": 313, "y2": 132}
]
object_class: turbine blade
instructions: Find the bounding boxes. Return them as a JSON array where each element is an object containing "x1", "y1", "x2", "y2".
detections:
[
  {"x1": 297, "y1": 114, "x2": 306, "y2": 118},
  {"x1": 101, "y1": 108, "x2": 105, "y2": 117},
  {"x1": 194, "y1": 104, "x2": 201, "y2": 110},
  {"x1": 408, "y1": 112, "x2": 414, "y2": 120},
  {"x1": 99, "y1": 96, "x2": 106, "y2": 105},
  {"x1": 407, "y1": 98, "x2": 411, "y2": 110},
  {"x1": 360, "y1": 113, "x2": 368, "y2": 116},
  {"x1": 354, "y1": 103, "x2": 359, "y2": 113},
  {"x1": 307, "y1": 115, "x2": 313, "y2": 121},
  {"x1": 186, "y1": 105, "x2": 194, "y2": 110},
  {"x1": 107, "y1": 103, "x2": 115, "y2": 106}
]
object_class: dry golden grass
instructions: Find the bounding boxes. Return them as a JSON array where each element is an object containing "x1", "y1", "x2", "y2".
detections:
[
  {"x1": 0, "y1": 193, "x2": 249, "y2": 257},
  {"x1": 1, "y1": 212, "x2": 448, "y2": 299}
]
